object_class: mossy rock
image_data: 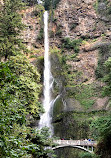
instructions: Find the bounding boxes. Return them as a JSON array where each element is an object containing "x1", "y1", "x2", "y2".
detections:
[
  {"x1": 65, "y1": 98, "x2": 84, "y2": 112},
  {"x1": 53, "y1": 96, "x2": 64, "y2": 122}
]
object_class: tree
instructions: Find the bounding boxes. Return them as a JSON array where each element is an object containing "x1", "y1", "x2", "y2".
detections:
[
  {"x1": 52, "y1": 0, "x2": 61, "y2": 9},
  {"x1": 102, "y1": 57, "x2": 111, "y2": 96},
  {"x1": 23, "y1": 0, "x2": 38, "y2": 6},
  {"x1": 44, "y1": 0, "x2": 52, "y2": 10},
  {"x1": 0, "y1": 56, "x2": 54, "y2": 157},
  {"x1": 44, "y1": 0, "x2": 60, "y2": 9},
  {"x1": 90, "y1": 114, "x2": 111, "y2": 158},
  {"x1": 0, "y1": 0, "x2": 25, "y2": 60},
  {"x1": 0, "y1": 54, "x2": 42, "y2": 117}
]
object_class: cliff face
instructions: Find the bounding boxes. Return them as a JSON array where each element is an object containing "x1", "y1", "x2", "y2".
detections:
[
  {"x1": 54, "y1": 0, "x2": 98, "y2": 38},
  {"x1": 52, "y1": 0, "x2": 111, "y2": 39},
  {"x1": 21, "y1": 1, "x2": 110, "y2": 89},
  {"x1": 50, "y1": 0, "x2": 111, "y2": 112},
  {"x1": 50, "y1": 0, "x2": 110, "y2": 82}
]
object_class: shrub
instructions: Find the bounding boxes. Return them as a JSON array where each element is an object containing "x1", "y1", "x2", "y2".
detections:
[
  {"x1": 75, "y1": 85, "x2": 96, "y2": 109},
  {"x1": 95, "y1": 45, "x2": 111, "y2": 79},
  {"x1": 37, "y1": 28, "x2": 44, "y2": 41},
  {"x1": 79, "y1": 152, "x2": 93, "y2": 158},
  {"x1": 70, "y1": 23, "x2": 78, "y2": 30},
  {"x1": 62, "y1": 37, "x2": 82, "y2": 53},
  {"x1": 32, "y1": 4, "x2": 44, "y2": 17},
  {"x1": 53, "y1": 0, "x2": 61, "y2": 9}
]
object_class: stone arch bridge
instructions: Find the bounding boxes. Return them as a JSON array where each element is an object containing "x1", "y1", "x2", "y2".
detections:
[{"x1": 53, "y1": 140, "x2": 97, "y2": 153}]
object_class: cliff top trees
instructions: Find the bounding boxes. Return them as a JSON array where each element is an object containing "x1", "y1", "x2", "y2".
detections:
[
  {"x1": 44, "y1": 0, "x2": 52, "y2": 10},
  {"x1": 44, "y1": 0, "x2": 61, "y2": 10},
  {"x1": 0, "y1": 0, "x2": 24, "y2": 60}
]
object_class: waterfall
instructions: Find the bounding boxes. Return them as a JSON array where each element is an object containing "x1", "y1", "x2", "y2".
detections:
[{"x1": 39, "y1": 11, "x2": 53, "y2": 134}]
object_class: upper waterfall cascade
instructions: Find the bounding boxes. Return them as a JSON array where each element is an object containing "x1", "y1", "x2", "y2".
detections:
[{"x1": 39, "y1": 11, "x2": 53, "y2": 134}]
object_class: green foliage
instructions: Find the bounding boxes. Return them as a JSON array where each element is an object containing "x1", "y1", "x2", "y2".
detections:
[
  {"x1": 102, "y1": 57, "x2": 111, "y2": 96},
  {"x1": 36, "y1": 56, "x2": 44, "y2": 82},
  {"x1": 95, "y1": 45, "x2": 111, "y2": 96},
  {"x1": 0, "y1": 57, "x2": 54, "y2": 157},
  {"x1": 25, "y1": 0, "x2": 38, "y2": 6},
  {"x1": 55, "y1": 28, "x2": 62, "y2": 36},
  {"x1": 0, "y1": 0, "x2": 25, "y2": 60},
  {"x1": 44, "y1": 0, "x2": 52, "y2": 10},
  {"x1": 50, "y1": 47, "x2": 61, "y2": 57},
  {"x1": 37, "y1": 28, "x2": 44, "y2": 41},
  {"x1": 3, "y1": 54, "x2": 42, "y2": 116},
  {"x1": 0, "y1": 0, "x2": 54, "y2": 157},
  {"x1": 94, "y1": 0, "x2": 111, "y2": 18},
  {"x1": 52, "y1": 0, "x2": 61, "y2": 9},
  {"x1": 90, "y1": 114, "x2": 111, "y2": 158},
  {"x1": 79, "y1": 152, "x2": 93, "y2": 158},
  {"x1": 95, "y1": 45, "x2": 111, "y2": 79},
  {"x1": 79, "y1": 152, "x2": 99, "y2": 158},
  {"x1": 0, "y1": 54, "x2": 42, "y2": 117},
  {"x1": 70, "y1": 23, "x2": 78, "y2": 30},
  {"x1": 93, "y1": 0, "x2": 99, "y2": 12},
  {"x1": 66, "y1": 71, "x2": 82, "y2": 88},
  {"x1": 90, "y1": 114, "x2": 111, "y2": 140},
  {"x1": 67, "y1": 54, "x2": 77, "y2": 59},
  {"x1": 0, "y1": 124, "x2": 53, "y2": 157},
  {"x1": 107, "y1": 6, "x2": 111, "y2": 15},
  {"x1": 32, "y1": 4, "x2": 44, "y2": 17},
  {"x1": 75, "y1": 85, "x2": 96, "y2": 109},
  {"x1": 62, "y1": 37, "x2": 82, "y2": 53},
  {"x1": 44, "y1": 0, "x2": 60, "y2": 10},
  {"x1": 50, "y1": 47, "x2": 68, "y2": 87}
]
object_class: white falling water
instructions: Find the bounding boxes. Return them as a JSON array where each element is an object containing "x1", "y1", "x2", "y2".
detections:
[{"x1": 39, "y1": 11, "x2": 53, "y2": 134}]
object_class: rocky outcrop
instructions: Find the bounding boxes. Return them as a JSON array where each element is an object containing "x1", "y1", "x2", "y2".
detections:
[
  {"x1": 92, "y1": 97, "x2": 109, "y2": 111},
  {"x1": 82, "y1": 41, "x2": 111, "y2": 52},
  {"x1": 51, "y1": 0, "x2": 105, "y2": 39},
  {"x1": 21, "y1": 7, "x2": 40, "y2": 47},
  {"x1": 21, "y1": 6, "x2": 44, "y2": 61}
]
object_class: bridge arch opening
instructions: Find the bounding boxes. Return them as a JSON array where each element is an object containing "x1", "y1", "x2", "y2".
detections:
[{"x1": 52, "y1": 145, "x2": 94, "y2": 153}]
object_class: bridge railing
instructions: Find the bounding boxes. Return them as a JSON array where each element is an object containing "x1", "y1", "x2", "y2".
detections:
[{"x1": 53, "y1": 140, "x2": 97, "y2": 147}]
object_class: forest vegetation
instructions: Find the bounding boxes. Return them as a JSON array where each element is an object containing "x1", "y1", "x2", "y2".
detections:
[{"x1": 0, "y1": 0, "x2": 55, "y2": 157}]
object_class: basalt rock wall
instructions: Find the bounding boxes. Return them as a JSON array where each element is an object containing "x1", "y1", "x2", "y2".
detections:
[{"x1": 49, "y1": 1, "x2": 111, "y2": 157}]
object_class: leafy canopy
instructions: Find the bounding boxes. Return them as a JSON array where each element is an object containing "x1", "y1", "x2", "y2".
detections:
[
  {"x1": 0, "y1": 1, "x2": 54, "y2": 157},
  {"x1": 0, "y1": 0, "x2": 25, "y2": 60}
]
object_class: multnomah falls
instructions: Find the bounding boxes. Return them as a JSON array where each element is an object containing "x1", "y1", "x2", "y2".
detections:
[
  {"x1": 0, "y1": 0, "x2": 111, "y2": 157},
  {"x1": 39, "y1": 11, "x2": 53, "y2": 135}
]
